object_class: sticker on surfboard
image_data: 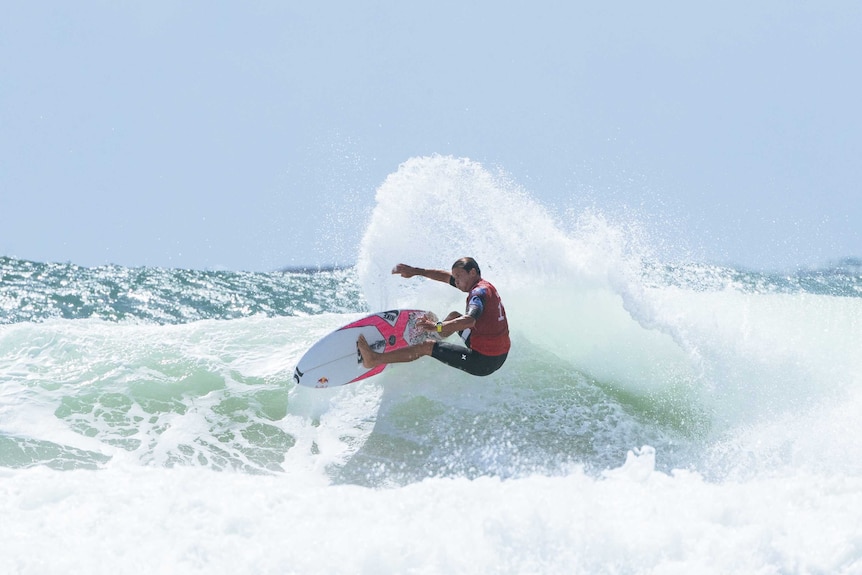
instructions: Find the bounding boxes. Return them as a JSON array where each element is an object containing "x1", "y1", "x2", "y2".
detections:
[{"x1": 293, "y1": 309, "x2": 438, "y2": 388}]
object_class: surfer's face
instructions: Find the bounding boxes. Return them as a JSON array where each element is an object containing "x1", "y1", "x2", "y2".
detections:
[{"x1": 451, "y1": 267, "x2": 479, "y2": 292}]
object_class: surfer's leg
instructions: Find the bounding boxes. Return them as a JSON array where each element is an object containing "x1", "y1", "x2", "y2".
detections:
[
  {"x1": 430, "y1": 342, "x2": 507, "y2": 376},
  {"x1": 357, "y1": 335, "x2": 435, "y2": 369}
]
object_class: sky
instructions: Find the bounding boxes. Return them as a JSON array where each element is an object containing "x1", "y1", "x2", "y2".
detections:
[{"x1": 2, "y1": 1, "x2": 860, "y2": 272}]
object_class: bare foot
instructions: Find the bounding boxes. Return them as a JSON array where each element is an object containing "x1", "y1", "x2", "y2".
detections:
[{"x1": 357, "y1": 334, "x2": 378, "y2": 369}]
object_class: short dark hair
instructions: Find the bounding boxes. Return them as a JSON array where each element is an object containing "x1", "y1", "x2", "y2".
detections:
[{"x1": 452, "y1": 257, "x2": 481, "y2": 276}]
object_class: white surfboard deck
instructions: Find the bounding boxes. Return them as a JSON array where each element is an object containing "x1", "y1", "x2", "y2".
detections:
[{"x1": 293, "y1": 309, "x2": 438, "y2": 388}]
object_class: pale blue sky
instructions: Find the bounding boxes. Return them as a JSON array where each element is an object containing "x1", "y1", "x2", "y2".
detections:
[{"x1": 2, "y1": 1, "x2": 860, "y2": 271}]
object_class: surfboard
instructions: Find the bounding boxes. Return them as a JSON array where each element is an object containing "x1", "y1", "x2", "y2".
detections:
[{"x1": 293, "y1": 309, "x2": 438, "y2": 388}]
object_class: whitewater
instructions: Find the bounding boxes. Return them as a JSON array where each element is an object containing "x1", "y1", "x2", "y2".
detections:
[{"x1": 2, "y1": 156, "x2": 861, "y2": 574}]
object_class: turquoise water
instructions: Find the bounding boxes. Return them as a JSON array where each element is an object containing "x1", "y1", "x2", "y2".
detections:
[{"x1": 0, "y1": 257, "x2": 365, "y2": 324}]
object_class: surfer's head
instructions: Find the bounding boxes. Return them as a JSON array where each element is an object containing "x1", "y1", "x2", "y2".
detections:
[
  {"x1": 451, "y1": 257, "x2": 481, "y2": 291},
  {"x1": 452, "y1": 257, "x2": 481, "y2": 276}
]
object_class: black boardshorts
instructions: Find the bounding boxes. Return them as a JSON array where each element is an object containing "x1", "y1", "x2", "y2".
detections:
[{"x1": 431, "y1": 341, "x2": 508, "y2": 376}]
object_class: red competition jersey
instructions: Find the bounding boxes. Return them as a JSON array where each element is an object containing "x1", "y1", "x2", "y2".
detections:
[{"x1": 464, "y1": 279, "x2": 510, "y2": 356}]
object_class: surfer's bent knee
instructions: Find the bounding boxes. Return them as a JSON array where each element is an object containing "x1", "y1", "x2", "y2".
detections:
[{"x1": 419, "y1": 339, "x2": 436, "y2": 355}]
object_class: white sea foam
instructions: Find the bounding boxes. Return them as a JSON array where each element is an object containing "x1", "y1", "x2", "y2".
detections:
[{"x1": 2, "y1": 452, "x2": 861, "y2": 574}]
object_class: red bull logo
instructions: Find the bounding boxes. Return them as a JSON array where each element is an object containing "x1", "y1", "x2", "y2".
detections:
[{"x1": 315, "y1": 377, "x2": 329, "y2": 388}]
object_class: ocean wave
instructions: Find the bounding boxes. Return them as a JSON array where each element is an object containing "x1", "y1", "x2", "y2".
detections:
[{"x1": 0, "y1": 256, "x2": 366, "y2": 324}]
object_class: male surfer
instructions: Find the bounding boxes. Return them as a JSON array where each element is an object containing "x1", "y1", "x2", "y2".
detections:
[{"x1": 357, "y1": 257, "x2": 510, "y2": 376}]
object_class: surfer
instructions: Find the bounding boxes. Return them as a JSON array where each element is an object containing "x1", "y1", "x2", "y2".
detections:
[{"x1": 357, "y1": 257, "x2": 510, "y2": 376}]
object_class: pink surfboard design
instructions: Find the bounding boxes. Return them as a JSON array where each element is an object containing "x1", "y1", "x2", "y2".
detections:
[{"x1": 293, "y1": 309, "x2": 437, "y2": 388}]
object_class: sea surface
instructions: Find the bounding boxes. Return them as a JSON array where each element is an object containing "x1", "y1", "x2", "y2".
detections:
[{"x1": 2, "y1": 156, "x2": 861, "y2": 574}]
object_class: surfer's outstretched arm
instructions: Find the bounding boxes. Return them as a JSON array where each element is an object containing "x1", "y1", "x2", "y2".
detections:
[{"x1": 392, "y1": 264, "x2": 451, "y2": 284}]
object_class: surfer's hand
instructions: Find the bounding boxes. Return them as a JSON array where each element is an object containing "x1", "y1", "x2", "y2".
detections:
[
  {"x1": 392, "y1": 264, "x2": 417, "y2": 278},
  {"x1": 416, "y1": 316, "x2": 436, "y2": 331}
]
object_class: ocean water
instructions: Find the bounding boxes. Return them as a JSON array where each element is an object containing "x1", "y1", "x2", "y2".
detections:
[{"x1": 2, "y1": 156, "x2": 862, "y2": 574}]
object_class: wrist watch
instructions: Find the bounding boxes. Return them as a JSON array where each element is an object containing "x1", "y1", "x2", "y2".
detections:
[{"x1": 436, "y1": 322, "x2": 443, "y2": 333}]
